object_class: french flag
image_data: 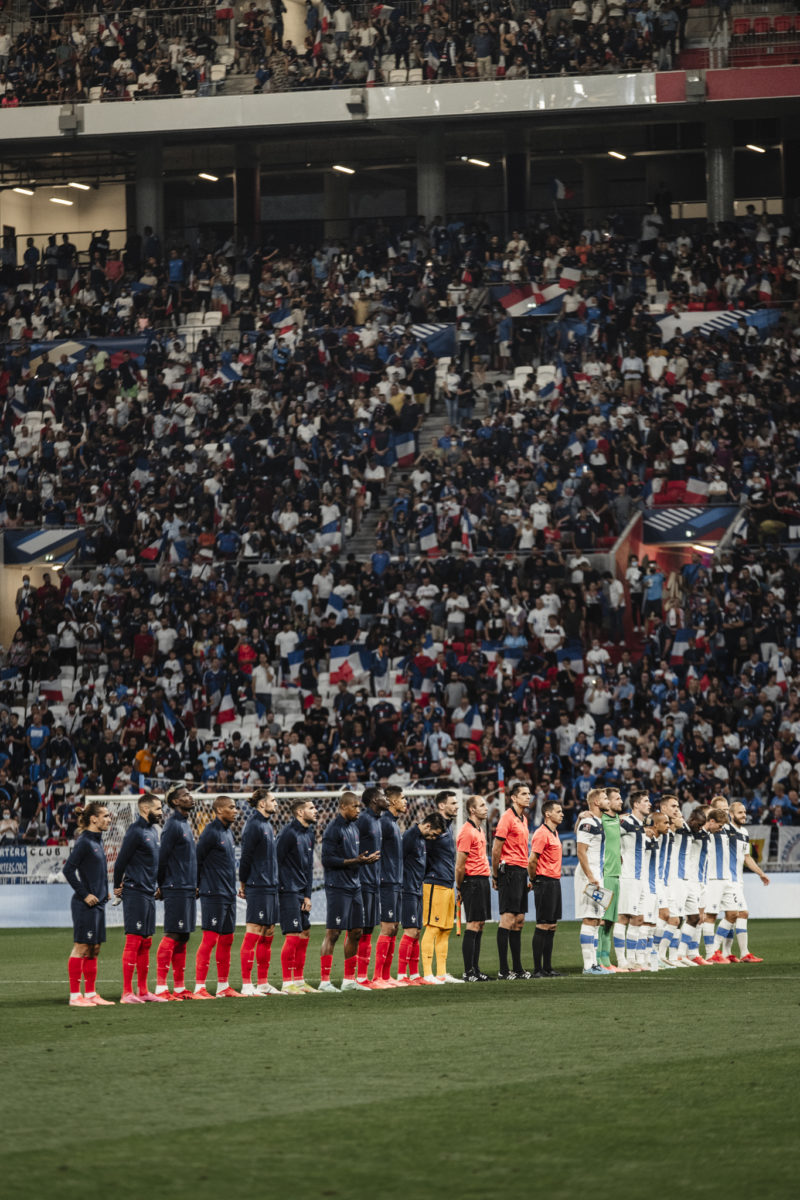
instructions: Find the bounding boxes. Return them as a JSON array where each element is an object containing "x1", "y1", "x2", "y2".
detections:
[
  {"x1": 552, "y1": 177, "x2": 574, "y2": 201},
  {"x1": 162, "y1": 700, "x2": 177, "y2": 744},
  {"x1": 70, "y1": 268, "x2": 80, "y2": 297},
  {"x1": 684, "y1": 478, "x2": 709, "y2": 504},
  {"x1": 148, "y1": 710, "x2": 160, "y2": 740},
  {"x1": 559, "y1": 265, "x2": 582, "y2": 290},
  {"x1": 329, "y1": 644, "x2": 353, "y2": 684},
  {"x1": 349, "y1": 647, "x2": 374, "y2": 677},
  {"x1": 319, "y1": 518, "x2": 341, "y2": 549},
  {"x1": 217, "y1": 688, "x2": 236, "y2": 725},
  {"x1": 669, "y1": 629, "x2": 693, "y2": 665},
  {"x1": 461, "y1": 510, "x2": 474, "y2": 551},
  {"x1": 394, "y1": 432, "x2": 416, "y2": 467},
  {"x1": 286, "y1": 648, "x2": 305, "y2": 681},
  {"x1": 758, "y1": 277, "x2": 773, "y2": 304},
  {"x1": 38, "y1": 679, "x2": 64, "y2": 702},
  {"x1": 140, "y1": 534, "x2": 167, "y2": 562},
  {"x1": 557, "y1": 647, "x2": 584, "y2": 673},
  {"x1": 325, "y1": 594, "x2": 346, "y2": 623},
  {"x1": 466, "y1": 705, "x2": 484, "y2": 741},
  {"x1": 419, "y1": 523, "x2": 438, "y2": 553}
]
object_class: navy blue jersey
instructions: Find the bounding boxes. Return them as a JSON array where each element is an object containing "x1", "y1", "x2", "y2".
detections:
[
  {"x1": 424, "y1": 818, "x2": 456, "y2": 886},
  {"x1": 113, "y1": 815, "x2": 159, "y2": 893},
  {"x1": 402, "y1": 824, "x2": 427, "y2": 895},
  {"x1": 276, "y1": 818, "x2": 315, "y2": 896},
  {"x1": 379, "y1": 810, "x2": 402, "y2": 887},
  {"x1": 322, "y1": 813, "x2": 360, "y2": 893},
  {"x1": 63, "y1": 830, "x2": 108, "y2": 904},
  {"x1": 239, "y1": 811, "x2": 278, "y2": 890},
  {"x1": 196, "y1": 817, "x2": 236, "y2": 899},
  {"x1": 158, "y1": 809, "x2": 197, "y2": 891},
  {"x1": 355, "y1": 807, "x2": 382, "y2": 890}
]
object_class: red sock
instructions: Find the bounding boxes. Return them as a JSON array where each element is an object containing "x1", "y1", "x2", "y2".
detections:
[
  {"x1": 240, "y1": 931, "x2": 259, "y2": 984},
  {"x1": 156, "y1": 936, "x2": 176, "y2": 988},
  {"x1": 83, "y1": 956, "x2": 98, "y2": 994},
  {"x1": 172, "y1": 942, "x2": 187, "y2": 990},
  {"x1": 296, "y1": 936, "x2": 309, "y2": 981},
  {"x1": 410, "y1": 938, "x2": 421, "y2": 976},
  {"x1": 372, "y1": 934, "x2": 391, "y2": 981},
  {"x1": 357, "y1": 933, "x2": 372, "y2": 979},
  {"x1": 256, "y1": 934, "x2": 273, "y2": 985},
  {"x1": 320, "y1": 952, "x2": 333, "y2": 983},
  {"x1": 282, "y1": 936, "x2": 298, "y2": 983},
  {"x1": 195, "y1": 930, "x2": 218, "y2": 987},
  {"x1": 216, "y1": 932, "x2": 234, "y2": 984},
  {"x1": 68, "y1": 956, "x2": 83, "y2": 994},
  {"x1": 398, "y1": 934, "x2": 414, "y2": 977},
  {"x1": 122, "y1": 934, "x2": 142, "y2": 995},
  {"x1": 382, "y1": 936, "x2": 396, "y2": 980},
  {"x1": 136, "y1": 937, "x2": 152, "y2": 994},
  {"x1": 344, "y1": 954, "x2": 357, "y2": 980}
]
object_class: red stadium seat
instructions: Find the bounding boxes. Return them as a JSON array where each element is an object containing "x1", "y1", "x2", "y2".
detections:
[
  {"x1": 753, "y1": 16, "x2": 771, "y2": 35},
  {"x1": 732, "y1": 18, "x2": 751, "y2": 36},
  {"x1": 773, "y1": 15, "x2": 792, "y2": 34}
]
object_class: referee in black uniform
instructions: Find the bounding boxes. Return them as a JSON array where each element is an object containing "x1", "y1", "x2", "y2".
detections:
[{"x1": 528, "y1": 800, "x2": 565, "y2": 978}]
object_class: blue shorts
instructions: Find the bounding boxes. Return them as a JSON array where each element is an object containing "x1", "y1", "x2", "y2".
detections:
[
  {"x1": 122, "y1": 888, "x2": 156, "y2": 938},
  {"x1": 163, "y1": 890, "x2": 196, "y2": 935},
  {"x1": 279, "y1": 890, "x2": 311, "y2": 935},
  {"x1": 71, "y1": 895, "x2": 106, "y2": 946},
  {"x1": 380, "y1": 884, "x2": 401, "y2": 924},
  {"x1": 400, "y1": 891, "x2": 422, "y2": 930},
  {"x1": 325, "y1": 887, "x2": 364, "y2": 932},
  {"x1": 361, "y1": 887, "x2": 380, "y2": 930},
  {"x1": 245, "y1": 888, "x2": 279, "y2": 926},
  {"x1": 200, "y1": 895, "x2": 237, "y2": 935}
]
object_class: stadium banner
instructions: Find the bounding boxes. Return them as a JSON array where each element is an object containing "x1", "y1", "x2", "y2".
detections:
[
  {"x1": 776, "y1": 827, "x2": 800, "y2": 866},
  {"x1": 0, "y1": 844, "x2": 72, "y2": 882},
  {"x1": 748, "y1": 825, "x2": 772, "y2": 867}
]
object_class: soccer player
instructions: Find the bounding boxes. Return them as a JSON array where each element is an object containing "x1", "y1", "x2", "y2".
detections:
[
  {"x1": 674, "y1": 804, "x2": 711, "y2": 966},
  {"x1": 455, "y1": 794, "x2": 492, "y2": 982},
  {"x1": 155, "y1": 784, "x2": 197, "y2": 1000},
  {"x1": 653, "y1": 795, "x2": 679, "y2": 968},
  {"x1": 113, "y1": 791, "x2": 163, "y2": 1003},
  {"x1": 719, "y1": 800, "x2": 770, "y2": 963},
  {"x1": 373, "y1": 783, "x2": 406, "y2": 987},
  {"x1": 664, "y1": 802, "x2": 694, "y2": 967},
  {"x1": 319, "y1": 791, "x2": 378, "y2": 992},
  {"x1": 194, "y1": 794, "x2": 241, "y2": 997},
  {"x1": 355, "y1": 785, "x2": 387, "y2": 986},
  {"x1": 239, "y1": 788, "x2": 284, "y2": 995},
  {"x1": 597, "y1": 787, "x2": 623, "y2": 972},
  {"x1": 397, "y1": 809, "x2": 446, "y2": 984},
  {"x1": 492, "y1": 781, "x2": 533, "y2": 980},
  {"x1": 701, "y1": 804, "x2": 737, "y2": 964},
  {"x1": 615, "y1": 788, "x2": 651, "y2": 971},
  {"x1": 276, "y1": 796, "x2": 317, "y2": 994},
  {"x1": 574, "y1": 787, "x2": 611, "y2": 975},
  {"x1": 641, "y1": 809, "x2": 669, "y2": 970},
  {"x1": 421, "y1": 789, "x2": 463, "y2": 985},
  {"x1": 62, "y1": 801, "x2": 114, "y2": 1007},
  {"x1": 528, "y1": 799, "x2": 564, "y2": 978}
]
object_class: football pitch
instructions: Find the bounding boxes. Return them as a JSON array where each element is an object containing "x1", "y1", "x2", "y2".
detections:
[{"x1": 1, "y1": 921, "x2": 796, "y2": 1200}]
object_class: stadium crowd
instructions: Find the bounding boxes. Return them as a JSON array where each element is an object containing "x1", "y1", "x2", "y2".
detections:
[{"x1": 1, "y1": 197, "x2": 800, "y2": 848}]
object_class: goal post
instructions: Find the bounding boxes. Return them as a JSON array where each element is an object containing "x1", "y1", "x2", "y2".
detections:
[{"x1": 89, "y1": 788, "x2": 466, "y2": 928}]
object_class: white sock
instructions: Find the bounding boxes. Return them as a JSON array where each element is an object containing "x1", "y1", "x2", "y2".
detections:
[
  {"x1": 155, "y1": 984, "x2": 169, "y2": 994},
  {"x1": 216, "y1": 980, "x2": 229, "y2": 992},
  {"x1": 580, "y1": 922, "x2": 597, "y2": 968},
  {"x1": 613, "y1": 923, "x2": 629, "y2": 968},
  {"x1": 655, "y1": 918, "x2": 666, "y2": 954},
  {"x1": 194, "y1": 983, "x2": 205, "y2": 993},
  {"x1": 701, "y1": 920, "x2": 716, "y2": 954},
  {"x1": 713, "y1": 920, "x2": 734, "y2": 954},
  {"x1": 735, "y1": 920, "x2": 748, "y2": 957},
  {"x1": 676, "y1": 922, "x2": 692, "y2": 958},
  {"x1": 69, "y1": 991, "x2": 81, "y2": 1001},
  {"x1": 667, "y1": 927, "x2": 681, "y2": 960}
]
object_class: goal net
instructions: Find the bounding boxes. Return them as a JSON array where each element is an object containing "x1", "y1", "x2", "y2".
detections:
[{"x1": 89, "y1": 788, "x2": 464, "y2": 927}]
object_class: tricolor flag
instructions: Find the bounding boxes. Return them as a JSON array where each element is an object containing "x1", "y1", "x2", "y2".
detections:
[
  {"x1": 559, "y1": 265, "x2": 582, "y2": 290},
  {"x1": 162, "y1": 699, "x2": 177, "y2": 744},
  {"x1": 419, "y1": 523, "x2": 438, "y2": 553},
  {"x1": 217, "y1": 687, "x2": 236, "y2": 724},
  {"x1": 319, "y1": 518, "x2": 341, "y2": 549},
  {"x1": 461, "y1": 510, "x2": 474, "y2": 551},
  {"x1": 286, "y1": 648, "x2": 306, "y2": 681},
  {"x1": 70, "y1": 268, "x2": 80, "y2": 297},
  {"x1": 669, "y1": 629, "x2": 693, "y2": 665},
  {"x1": 37, "y1": 679, "x2": 64, "y2": 702},
  {"x1": 394, "y1": 432, "x2": 416, "y2": 467},
  {"x1": 557, "y1": 647, "x2": 584, "y2": 674},
  {"x1": 758, "y1": 277, "x2": 773, "y2": 304},
  {"x1": 552, "y1": 178, "x2": 575, "y2": 201},
  {"x1": 329, "y1": 644, "x2": 354, "y2": 684},
  {"x1": 684, "y1": 478, "x2": 709, "y2": 504},
  {"x1": 140, "y1": 534, "x2": 167, "y2": 562},
  {"x1": 466, "y1": 704, "x2": 484, "y2": 741},
  {"x1": 293, "y1": 455, "x2": 309, "y2": 476},
  {"x1": 148, "y1": 710, "x2": 160, "y2": 740},
  {"x1": 325, "y1": 593, "x2": 346, "y2": 623}
]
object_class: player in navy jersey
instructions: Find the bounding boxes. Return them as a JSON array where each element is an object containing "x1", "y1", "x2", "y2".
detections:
[
  {"x1": 113, "y1": 792, "x2": 163, "y2": 1004},
  {"x1": 397, "y1": 810, "x2": 446, "y2": 984},
  {"x1": 276, "y1": 797, "x2": 317, "y2": 994},
  {"x1": 421, "y1": 790, "x2": 463, "y2": 985},
  {"x1": 355, "y1": 785, "x2": 388, "y2": 986},
  {"x1": 62, "y1": 801, "x2": 114, "y2": 1007},
  {"x1": 238, "y1": 788, "x2": 283, "y2": 996},
  {"x1": 155, "y1": 784, "x2": 197, "y2": 1000},
  {"x1": 372, "y1": 783, "x2": 406, "y2": 987},
  {"x1": 319, "y1": 791, "x2": 378, "y2": 993},
  {"x1": 194, "y1": 795, "x2": 240, "y2": 998}
]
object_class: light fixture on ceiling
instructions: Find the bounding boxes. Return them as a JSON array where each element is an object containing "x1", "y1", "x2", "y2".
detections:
[
  {"x1": 68, "y1": 181, "x2": 90, "y2": 190},
  {"x1": 608, "y1": 150, "x2": 627, "y2": 161},
  {"x1": 466, "y1": 158, "x2": 490, "y2": 167},
  {"x1": 332, "y1": 164, "x2": 355, "y2": 175},
  {"x1": 50, "y1": 197, "x2": 73, "y2": 206},
  {"x1": 746, "y1": 143, "x2": 766, "y2": 153},
  {"x1": 13, "y1": 186, "x2": 34, "y2": 196},
  {"x1": 198, "y1": 172, "x2": 219, "y2": 182}
]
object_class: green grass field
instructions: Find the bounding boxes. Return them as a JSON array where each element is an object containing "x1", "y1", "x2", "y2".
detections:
[{"x1": 1, "y1": 921, "x2": 796, "y2": 1200}]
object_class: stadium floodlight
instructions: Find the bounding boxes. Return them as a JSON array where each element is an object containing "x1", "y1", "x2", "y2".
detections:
[
  {"x1": 50, "y1": 196, "x2": 73, "y2": 205},
  {"x1": 746, "y1": 144, "x2": 766, "y2": 154},
  {"x1": 608, "y1": 150, "x2": 626, "y2": 161},
  {"x1": 332, "y1": 164, "x2": 355, "y2": 175},
  {"x1": 466, "y1": 158, "x2": 490, "y2": 167},
  {"x1": 68, "y1": 181, "x2": 90, "y2": 190},
  {"x1": 13, "y1": 186, "x2": 34, "y2": 195},
  {"x1": 198, "y1": 172, "x2": 219, "y2": 181}
]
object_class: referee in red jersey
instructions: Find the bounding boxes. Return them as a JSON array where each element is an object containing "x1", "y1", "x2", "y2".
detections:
[
  {"x1": 455, "y1": 794, "x2": 492, "y2": 982},
  {"x1": 528, "y1": 800, "x2": 564, "y2": 978}
]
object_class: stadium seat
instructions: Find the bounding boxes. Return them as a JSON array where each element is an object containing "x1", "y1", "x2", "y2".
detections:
[
  {"x1": 732, "y1": 18, "x2": 751, "y2": 36},
  {"x1": 203, "y1": 311, "x2": 223, "y2": 327},
  {"x1": 753, "y1": 17, "x2": 771, "y2": 35},
  {"x1": 773, "y1": 15, "x2": 792, "y2": 33},
  {"x1": 389, "y1": 69, "x2": 408, "y2": 85},
  {"x1": 89, "y1": 87, "x2": 102, "y2": 102},
  {"x1": 408, "y1": 68, "x2": 423, "y2": 84},
  {"x1": 210, "y1": 64, "x2": 227, "y2": 83},
  {"x1": 186, "y1": 311, "x2": 205, "y2": 326}
]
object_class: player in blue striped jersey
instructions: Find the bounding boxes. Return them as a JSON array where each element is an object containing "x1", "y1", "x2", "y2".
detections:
[
  {"x1": 652, "y1": 795, "x2": 679, "y2": 968},
  {"x1": 720, "y1": 800, "x2": 770, "y2": 963},
  {"x1": 672, "y1": 805, "x2": 712, "y2": 965},
  {"x1": 574, "y1": 787, "x2": 611, "y2": 976},
  {"x1": 641, "y1": 809, "x2": 669, "y2": 971},
  {"x1": 614, "y1": 789, "x2": 651, "y2": 971},
  {"x1": 702, "y1": 800, "x2": 737, "y2": 962}
]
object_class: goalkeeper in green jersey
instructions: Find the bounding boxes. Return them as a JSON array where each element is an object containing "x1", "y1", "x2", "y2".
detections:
[{"x1": 597, "y1": 788, "x2": 623, "y2": 971}]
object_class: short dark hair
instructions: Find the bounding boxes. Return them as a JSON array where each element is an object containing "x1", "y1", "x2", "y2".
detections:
[
  {"x1": 434, "y1": 790, "x2": 456, "y2": 809},
  {"x1": 542, "y1": 799, "x2": 561, "y2": 817},
  {"x1": 420, "y1": 811, "x2": 446, "y2": 833}
]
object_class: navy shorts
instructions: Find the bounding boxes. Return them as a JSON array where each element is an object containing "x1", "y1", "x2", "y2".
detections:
[
  {"x1": 279, "y1": 891, "x2": 311, "y2": 935},
  {"x1": 200, "y1": 895, "x2": 237, "y2": 934},
  {"x1": 122, "y1": 888, "x2": 156, "y2": 938},
  {"x1": 71, "y1": 895, "x2": 106, "y2": 946},
  {"x1": 380, "y1": 884, "x2": 401, "y2": 924},
  {"x1": 400, "y1": 891, "x2": 422, "y2": 929},
  {"x1": 163, "y1": 890, "x2": 197, "y2": 935},
  {"x1": 325, "y1": 887, "x2": 364, "y2": 932},
  {"x1": 361, "y1": 887, "x2": 380, "y2": 929},
  {"x1": 245, "y1": 888, "x2": 279, "y2": 926}
]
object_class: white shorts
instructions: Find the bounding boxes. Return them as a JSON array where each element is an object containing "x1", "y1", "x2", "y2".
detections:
[
  {"x1": 684, "y1": 886, "x2": 703, "y2": 917},
  {"x1": 704, "y1": 880, "x2": 738, "y2": 914},
  {"x1": 574, "y1": 871, "x2": 605, "y2": 921},
  {"x1": 656, "y1": 886, "x2": 672, "y2": 914},
  {"x1": 671, "y1": 880, "x2": 688, "y2": 919},
  {"x1": 730, "y1": 887, "x2": 746, "y2": 911},
  {"x1": 641, "y1": 889, "x2": 658, "y2": 924},
  {"x1": 618, "y1": 877, "x2": 644, "y2": 918}
]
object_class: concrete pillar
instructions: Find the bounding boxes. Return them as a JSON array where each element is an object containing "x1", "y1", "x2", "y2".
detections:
[
  {"x1": 234, "y1": 145, "x2": 261, "y2": 249},
  {"x1": 504, "y1": 151, "x2": 527, "y2": 237},
  {"x1": 416, "y1": 128, "x2": 446, "y2": 225},
  {"x1": 324, "y1": 170, "x2": 350, "y2": 240},
  {"x1": 135, "y1": 141, "x2": 163, "y2": 239},
  {"x1": 284, "y1": 0, "x2": 309, "y2": 51},
  {"x1": 706, "y1": 119, "x2": 734, "y2": 224}
]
